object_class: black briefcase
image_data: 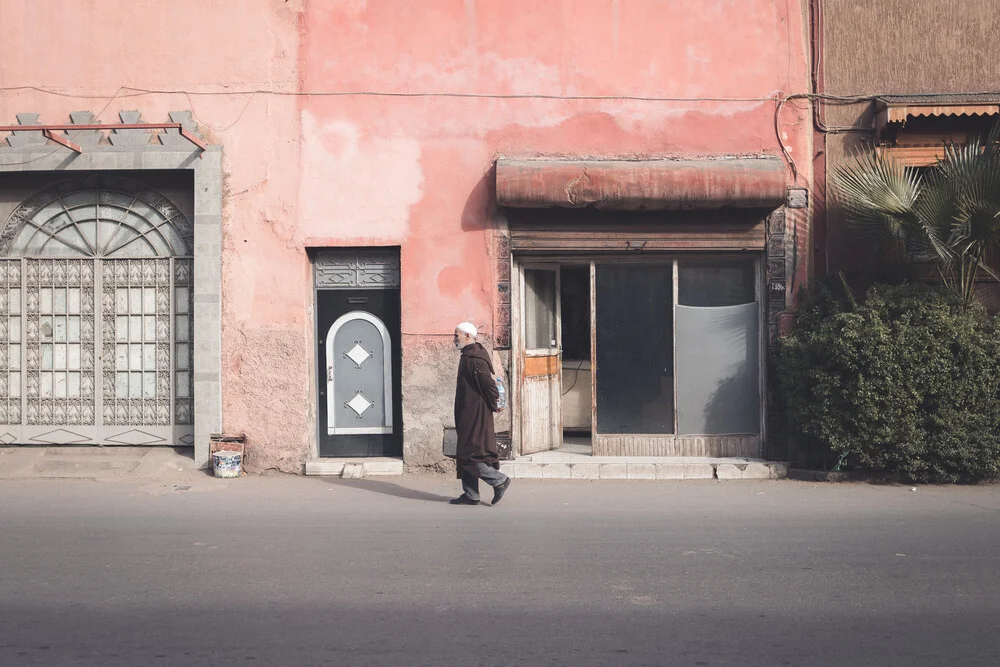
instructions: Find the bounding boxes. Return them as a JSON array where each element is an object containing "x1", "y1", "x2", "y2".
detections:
[{"x1": 443, "y1": 429, "x2": 512, "y2": 461}]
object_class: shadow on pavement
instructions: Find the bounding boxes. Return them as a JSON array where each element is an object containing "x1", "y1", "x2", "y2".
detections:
[{"x1": 321, "y1": 477, "x2": 453, "y2": 503}]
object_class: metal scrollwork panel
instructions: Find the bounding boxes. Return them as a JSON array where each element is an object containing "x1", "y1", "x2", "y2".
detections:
[
  {"x1": 314, "y1": 249, "x2": 400, "y2": 289},
  {"x1": 3, "y1": 178, "x2": 196, "y2": 446},
  {"x1": 24, "y1": 259, "x2": 96, "y2": 427},
  {"x1": 174, "y1": 259, "x2": 194, "y2": 425},
  {"x1": 0, "y1": 175, "x2": 193, "y2": 258},
  {"x1": 0, "y1": 260, "x2": 22, "y2": 431},
  {"x1": 101, "y1": 259, "x2": 172, "y2": 426}
]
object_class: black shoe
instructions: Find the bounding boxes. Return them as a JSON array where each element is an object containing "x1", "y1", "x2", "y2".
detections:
[
  {"x1": 492, "y1": 478, "x2": 512, "y2": 505},
  {"x1": 449, "y1": 494, "x2": 479, "y2": 505}
]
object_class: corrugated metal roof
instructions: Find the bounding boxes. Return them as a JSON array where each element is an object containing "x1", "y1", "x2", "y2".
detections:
[
  {"x1": 884, "y1": 104, "x2": 999, "y2": 123},
  {"x1": 878, "y1": 93, "x2": 1000, "y2": 105}
]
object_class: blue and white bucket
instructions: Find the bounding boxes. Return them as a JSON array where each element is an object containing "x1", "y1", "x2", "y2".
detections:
[{"x1": 212, "y1": 450, "x2": 242, "y2": 478}]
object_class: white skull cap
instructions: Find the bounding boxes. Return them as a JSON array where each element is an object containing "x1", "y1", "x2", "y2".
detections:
[{"x1": 456, "y1": 322, "x2": 478, "y2": 337}]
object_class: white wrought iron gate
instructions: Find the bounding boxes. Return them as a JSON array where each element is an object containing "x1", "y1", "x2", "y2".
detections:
[{"x1": 0, "y1": 175, "x2": 194, "y2": 446}]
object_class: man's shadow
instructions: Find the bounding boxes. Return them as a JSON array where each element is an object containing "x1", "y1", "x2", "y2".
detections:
[{"x1": 318, "y1": 477, "x2": 453, "y2": 503}]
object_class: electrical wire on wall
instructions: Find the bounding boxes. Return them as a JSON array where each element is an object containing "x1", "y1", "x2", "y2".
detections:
[
  {"x1": 774, "y1": 90, "x2": 1000, "y2": 182},
  {"x1": 401, "y1": 332, "x2": 453, "y2": 337},
  {"x1": 4, "y1": 84, "x2": 998, "y2": 181},
  {"x1": 561, "y1": 361, "x2": 586, "y2": 396},
  {"x1": 0, "y1": 85, "x2": 777, "y2": 103},
  {"x1": 4, "y1": 82, "x2": 999, "y2": 305},
  {"x1": 0, "y1": 86, "x2": 130, "y2": 166}
]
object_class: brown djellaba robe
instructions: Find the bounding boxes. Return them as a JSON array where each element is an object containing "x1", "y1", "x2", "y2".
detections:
[{"x1": 454, "y1": 342, "x2": 500, "y2": 480}]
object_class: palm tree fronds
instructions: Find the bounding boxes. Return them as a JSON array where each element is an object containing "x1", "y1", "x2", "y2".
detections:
[
  {"x1": 831, "y1": 148, "x2": 926, "y2": 248},
  {"x1": 831, "y1": 121, "x2": 1000, "y2": 305}
]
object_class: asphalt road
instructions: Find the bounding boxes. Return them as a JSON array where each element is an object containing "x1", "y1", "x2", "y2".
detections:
[{"x1": 1, "y1": 474, "x2": 998, "y2": 666}]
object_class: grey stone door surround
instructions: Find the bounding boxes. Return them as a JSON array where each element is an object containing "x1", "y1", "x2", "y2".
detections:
[{"x1": 0, "y1": 112, "x2": 222, "y2": 467}]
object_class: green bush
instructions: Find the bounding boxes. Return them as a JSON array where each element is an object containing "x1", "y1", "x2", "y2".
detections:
[{"x1": 778, "y1": 281, "x2": 1000, "y2": 482}]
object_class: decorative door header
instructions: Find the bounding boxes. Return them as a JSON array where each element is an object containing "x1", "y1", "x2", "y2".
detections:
[{"x1": 314, "y1": 249, "x2": 400, "y2": 290}]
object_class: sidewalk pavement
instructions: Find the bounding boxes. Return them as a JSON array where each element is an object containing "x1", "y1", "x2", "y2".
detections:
[
  {"x1": 0, "y1": 446, "x2": 205, "y2": 483},
  {"x1": 1, "y1": 446, "x2": 790, "y2": 484}
]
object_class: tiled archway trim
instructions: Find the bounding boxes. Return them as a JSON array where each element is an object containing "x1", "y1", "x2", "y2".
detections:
[{"x1": 0, "y1": 111, "x2": 222, "y2": 468}]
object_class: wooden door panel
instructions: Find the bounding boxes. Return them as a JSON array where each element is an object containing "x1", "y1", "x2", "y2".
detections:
[
  {"x1": 518, "y1": 264, "x2": 562, "y2": 455},
  {"x1": 520, "y1": 373, "x2": 560, "y2": 454}
]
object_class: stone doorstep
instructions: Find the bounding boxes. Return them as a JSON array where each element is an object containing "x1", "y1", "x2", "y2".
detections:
[
  {"x1": 305, "y1": 458, "x2": 404, "y2": 478},
  {"x1": 500, "y1": 459, "x2": 788, "y2": 481}
]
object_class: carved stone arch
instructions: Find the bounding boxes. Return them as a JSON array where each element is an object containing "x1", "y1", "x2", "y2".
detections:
[{"x1": 0, "y1": 174, "x2": 193, "y2": 258}]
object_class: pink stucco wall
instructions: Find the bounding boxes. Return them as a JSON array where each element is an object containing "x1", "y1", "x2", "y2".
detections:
[
  {"x1": 299, "y1": 0, "x2": 812, "y2": 328},
  {"x1": 0, "y1": 0, "x2": 812, "y2": 471},
  {"x1": 297, "y1": 0, "x2": 812, "y2": 469}
]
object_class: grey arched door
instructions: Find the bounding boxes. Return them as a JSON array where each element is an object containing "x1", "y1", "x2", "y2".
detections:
[
  {"x1": 314, "y1": 248, "x2": 401, "y2": 458},
  {"x1": 325, "y1": 311, "x2": 393, "y2": 435}
]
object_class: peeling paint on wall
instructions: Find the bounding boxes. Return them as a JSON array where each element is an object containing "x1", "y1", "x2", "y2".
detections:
[{"x1": 299, "y1": 111, "x2": 424, "y2": 241}]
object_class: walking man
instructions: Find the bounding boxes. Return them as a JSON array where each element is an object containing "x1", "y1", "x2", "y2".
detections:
[{"x1": 450, "y1": 322, "x2": 512, "y2": 506}]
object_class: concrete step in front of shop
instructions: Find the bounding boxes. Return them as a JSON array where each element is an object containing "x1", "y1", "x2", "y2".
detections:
[
  {"x1": 305, "y1": 458, "x2": 404, "y2": 478},
  {"x1": 499, "y1": 458, "x2": 788, "y2": 480}
]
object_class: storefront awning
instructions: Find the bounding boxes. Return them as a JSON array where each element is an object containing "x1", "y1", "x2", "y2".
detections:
[
  {"x1": 495, "y1": 158, "x2": 788, "y2": 210},
  {"x1": 874, "y1": 97, "x2": 1000, "y2": 131},
  {"x1": 883, "y1": 104, "x2": 1000, "y2": 123}
]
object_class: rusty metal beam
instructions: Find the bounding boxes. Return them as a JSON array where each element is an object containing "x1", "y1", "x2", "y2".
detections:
[
  {"x1": 0, "y1": 122, "x2": 206, "y2": 152},
  {"x1": 496, "y1": 158, "x2": 788, "y2": 210},
  {"x1": 0, "y1": 123, "x2": 181, "y2": 131},
  {"x1": 42, "y1": 129, "x2": 82, "y2": 153},
  {"x1": 178, "y1": 127, "x2": 207, "y2": 151}
]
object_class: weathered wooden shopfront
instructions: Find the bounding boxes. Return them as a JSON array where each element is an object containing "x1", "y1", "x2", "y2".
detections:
[{"x1": 495, "y1": 158, "x2": 792, "y2": 459}]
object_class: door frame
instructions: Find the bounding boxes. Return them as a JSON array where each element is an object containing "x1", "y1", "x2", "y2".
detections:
[
  {"x1": 512, "y1": 261, "x2": 563, "y2": 455},
  {"x1": 0, "y1": 139, "x2": 223, "y2": 468},
  {"x1": 309, "y1": 247, "x2": 402, "y2": 460},
  {"x1": 512, "y1": 252, "x2": 767, "y2": 458}
]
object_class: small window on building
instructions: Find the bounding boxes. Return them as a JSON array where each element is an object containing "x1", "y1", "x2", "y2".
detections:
[
  {"x1": 523, "y1": 268, "x2": 557, "y2": 350},
  {"x1": 875, "y1": 100, "x2": 1000, "y2": 262},
  {"x1": 875, "y1": 100, "x2": 999, "y2": 167}
]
